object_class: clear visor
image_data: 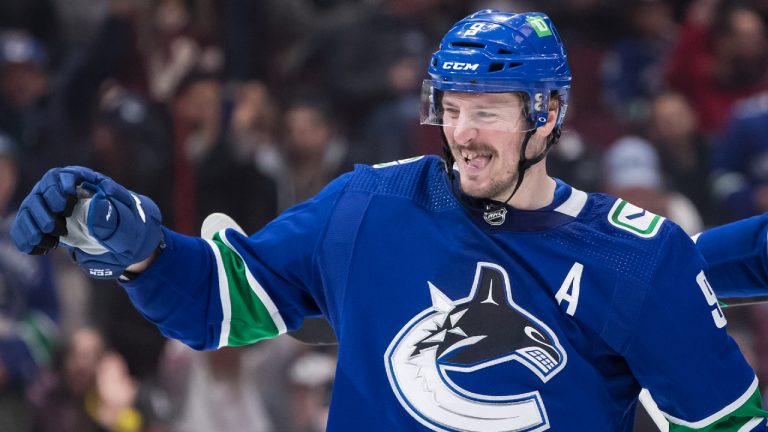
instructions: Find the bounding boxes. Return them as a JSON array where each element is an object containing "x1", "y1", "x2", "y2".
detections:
[{"x1": 419, "y1": 80, "x2": 535, "y2": 133}]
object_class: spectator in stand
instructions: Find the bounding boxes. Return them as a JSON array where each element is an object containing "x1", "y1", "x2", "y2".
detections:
[
  {"x1": 665, "y1": 0, "x2": 768, "y2": 133},
  {"x1": 710, "y1": 92, "x2": 768, "y2": 222},
  {"x1": 0, "y1": 16, "x2": 175, "y2": 384},
  {"x1": 154, "y1": 335, "x2": 336, "y2": 432},
  {"x1": 50, "y1": 0, "x2": 110, "y2": 55},
  {"x1": 156, "y1": 341, "x2": 276, "y2": 432},
  {"x1": 0, "y1": 30, "x2": 51, "y2": 182},
  {"x1": 284, "y1": 349, "x2": 337, "y2": 432},
  {"x1": 228, "y1": 80, "x2": 279, "y2": 165},
  {"x1": 546, "y1": 0, "x2": 629, "y2": 147},
  {"x1": 313, "y1": 0, "x2": 449, "y2": 134},
  {"x1": 601, "y1": 0, "x2": 677, "y2": 125},
  {"x1": 28, "y1": 327, "x2": 142, "y2": 432},
  {"x1": 1, "y1": 7, "x2": 153, "y2": 202},
  {"x1": 352, "y1": 41, "x2": 439, "y2": 165},
  {"x1": 0, "y1": 134, "x2": 59, "y2": 432},
  {"x1": 546, "y1": 129, "x2": 603, "y2": 194},
  {"x1": 0, "y1": 0, "x2": 59, "y2": 63},
  {"x1": 171, "y1": 72, "x2": 277, "y2": 235},
  {"x1": 91, "y1": 84, "x2": 173, "y2": 214},
  {"x1": 263, "y1": 97, "x2": 349, "y2": 212},
  {"x1": 648, "y1": 91, "x2": 715, "y2": 225},
  {"x1": 142, "y1": 0, "x2": 222, "y2": 103},
  {"x1": 348, "y1": 0, "x2": 452, "y2": 166},
  {"x1": 603, "y1": 135, "x2": 703, "y2": 235}
]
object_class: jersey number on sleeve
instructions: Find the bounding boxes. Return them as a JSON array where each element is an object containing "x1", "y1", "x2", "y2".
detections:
[{"x1": 696, "y1": 271, "x2": 727, "y2": 329}]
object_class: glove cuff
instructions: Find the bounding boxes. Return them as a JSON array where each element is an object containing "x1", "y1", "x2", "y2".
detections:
[{"x1": 66, "y1": 231, "x2": 165, "y2": 280}]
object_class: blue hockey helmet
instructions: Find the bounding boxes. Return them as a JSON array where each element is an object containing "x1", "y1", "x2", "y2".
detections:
[{"x1": 421, "y1": 10, "x2": 571, "y2": 130}]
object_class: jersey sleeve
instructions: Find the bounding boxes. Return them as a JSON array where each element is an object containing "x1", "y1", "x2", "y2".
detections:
[
  {"x1": 120, "y1": 172, "x2": 353, "y2": 350},
  {"x1": 694, "y1": 213, "x2": 768, "y2": 300},
  {"x1": 623, "y1": 223, "x2": 768, "y2": 431}
]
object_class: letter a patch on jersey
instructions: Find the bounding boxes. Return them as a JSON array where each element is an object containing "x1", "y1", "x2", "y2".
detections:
[{"x1": 608, "y1": 199, "x2": 665, "y2": 239}]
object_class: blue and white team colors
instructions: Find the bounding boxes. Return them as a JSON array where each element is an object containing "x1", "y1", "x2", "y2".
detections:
[{"x1": 122, "y1": 156, "x2": 767, "y2": 431}]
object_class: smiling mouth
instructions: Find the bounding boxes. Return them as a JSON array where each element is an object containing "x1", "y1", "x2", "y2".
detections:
[{"x1": 461, "y1": 150, "x2": 493, "y2": 170}]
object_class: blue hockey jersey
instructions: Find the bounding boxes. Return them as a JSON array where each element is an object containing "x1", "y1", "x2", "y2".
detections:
[{"x1": 122, "y1": 155, "x2": 767, "y2": 431}]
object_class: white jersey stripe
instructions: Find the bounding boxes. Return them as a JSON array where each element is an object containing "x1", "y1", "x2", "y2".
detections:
[
  {"x1": 662, "y1": 375, "x2": 759, "y2": 428},
  {"x1": 204, "y1": 238, "x2": 232, "y2": 348},
  {"x1": 554, "y1": 187, "x2": 588, "y2": 218},
  {"x1": 738, "y1": 417, "x2": 767, "y2": 432}
]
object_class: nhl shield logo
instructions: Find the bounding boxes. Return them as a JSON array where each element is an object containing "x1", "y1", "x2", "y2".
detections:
[{"x1": 483, "y1": 207, "x2": 507, "y2": 226}]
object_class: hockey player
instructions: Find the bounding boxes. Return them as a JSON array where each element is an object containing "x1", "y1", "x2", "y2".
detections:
[{"x1": 10, "y1": 10, "x2": 768, "y2": 431}]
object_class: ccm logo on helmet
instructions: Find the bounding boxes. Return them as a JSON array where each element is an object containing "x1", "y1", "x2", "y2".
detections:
[{"x1": 442, "y1": 62, "x2": 479, "y2": 71}]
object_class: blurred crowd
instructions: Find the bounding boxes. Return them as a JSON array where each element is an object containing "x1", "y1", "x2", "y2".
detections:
[{"x1": 1, "y1": 0, "x2": 768, "y2": 431}]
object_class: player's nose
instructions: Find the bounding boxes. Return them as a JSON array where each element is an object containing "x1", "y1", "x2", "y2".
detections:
[{"x1": 452, "y1": 123, "x2": 478, "y2": 145}]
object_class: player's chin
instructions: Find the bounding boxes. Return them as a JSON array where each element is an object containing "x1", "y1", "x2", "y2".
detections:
[{"x1": 459, "y1": 178, "x2": 494, "y2": 199}]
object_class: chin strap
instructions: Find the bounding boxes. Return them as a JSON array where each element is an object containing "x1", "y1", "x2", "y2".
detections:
[
  {"x1": 441, "y1": 129, "x2": 456, "y2": 182},
  {"x1": 500, "y1": 127, "x2": 560, "y2": 205},
  {"x1": 501, "y1": 129, "x2": 536, "y2": 205}
]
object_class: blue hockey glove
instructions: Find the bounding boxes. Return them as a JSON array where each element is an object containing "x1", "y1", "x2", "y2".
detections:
[{"x1": 11, "y1": 166, "x2": 163, "y2": 279}]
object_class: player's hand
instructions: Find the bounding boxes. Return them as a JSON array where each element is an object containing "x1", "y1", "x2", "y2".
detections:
[{"x1": 10, "y1": 166, "x2": 163, "y2": 279}]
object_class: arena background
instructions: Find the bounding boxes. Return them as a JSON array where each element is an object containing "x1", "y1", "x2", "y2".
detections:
[{"x1": 0, "y1": 0, "x2": 767, "y2": 431}]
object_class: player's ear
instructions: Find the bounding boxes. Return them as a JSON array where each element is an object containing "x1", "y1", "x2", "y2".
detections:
[{"x1": 534, "y1": 99, "x2": 559, "y2": 138}]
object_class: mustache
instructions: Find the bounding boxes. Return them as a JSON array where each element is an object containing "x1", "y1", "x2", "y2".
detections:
[{"x1": 451, "y1": 143, "x2": 497, "y2": 156}]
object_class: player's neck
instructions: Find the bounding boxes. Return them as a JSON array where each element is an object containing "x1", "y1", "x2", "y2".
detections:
[{"x1": 497, "y1": 165, "x2": 556, "y2": 210}]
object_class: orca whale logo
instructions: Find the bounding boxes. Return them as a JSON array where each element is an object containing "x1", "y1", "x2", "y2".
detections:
[{"x1": 385, "y1": 262, "x2": 566, "y2": 431}]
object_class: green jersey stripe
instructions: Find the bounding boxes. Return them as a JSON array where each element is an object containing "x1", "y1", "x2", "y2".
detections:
[
  {"x1": 663, "y1": 376, "x2": 768, "y2": 430},
  {"x1": 218, "y1": 229, "x2": 287, "y2": 335},
  {"x1": 207, "y1": 230, "x2": 287, "y2": 347},
  {"x1": 208, "y1": 233, "x2": 279, "y2": 346}
]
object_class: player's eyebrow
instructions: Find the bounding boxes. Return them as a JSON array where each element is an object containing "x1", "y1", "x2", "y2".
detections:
[
  {"x1": 442, "y1": 100, "x2": 459, "y2": 109},
  {"x1": 473, "y1": 104, "x2": 506, "y2": 110}
]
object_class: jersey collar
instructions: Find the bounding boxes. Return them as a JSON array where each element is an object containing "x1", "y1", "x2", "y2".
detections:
[{"x1": 450, "y1": 174, "x2": 588, "y2": 232}]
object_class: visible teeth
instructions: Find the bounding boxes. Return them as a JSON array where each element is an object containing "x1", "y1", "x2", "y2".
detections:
[{"x1": 460, "y1": 151, "x2": 490, "y2": 161}]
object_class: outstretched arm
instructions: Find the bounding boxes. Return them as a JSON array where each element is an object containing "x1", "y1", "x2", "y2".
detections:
[
  {"x1": 694, "y1": 214, "x2": 768, "y2": 305},
  {"x1": 625, "y1": 224, "x2": 768, "y2": 431},
  {"x1": 11, "y1": 166, "x2": 348, "y2": 350}
]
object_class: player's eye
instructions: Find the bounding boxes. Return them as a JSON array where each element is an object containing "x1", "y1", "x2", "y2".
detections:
[
  {"x1": 474, "y1": 111, "x2": 499, "y2": 121},
  {"x1": 442, "y1": 108, "x2": 461, "y2": 125},
  {"x1": 444, "y1": 108, "x2": 460, "y2": 118}
]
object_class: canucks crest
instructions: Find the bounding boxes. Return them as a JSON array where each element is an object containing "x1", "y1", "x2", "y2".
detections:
[{"x1": 385, "y1": 262, "x2": 567, "y2": 431}]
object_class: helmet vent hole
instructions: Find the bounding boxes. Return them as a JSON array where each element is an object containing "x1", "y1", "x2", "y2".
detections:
[
  {"x1": 432, "y1": 58, "x2": 437, "y2": 66},
  {"x1": 498, "y1": 48, "x2": 513, "y2": 54},
  {"x1": 488, "y1": 63, "x2": 504, "y2": 72},
  {"x1": 451, "y1": 41, "x2": 486, "y2": 48},
  {"x1": 507, "y1": 62, "x2": 523, "y2": 69}
]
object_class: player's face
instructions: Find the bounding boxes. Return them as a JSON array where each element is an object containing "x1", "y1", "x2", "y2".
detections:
[{"x1": 441, "y1": 92, "x2": 531, "y2": 201}]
